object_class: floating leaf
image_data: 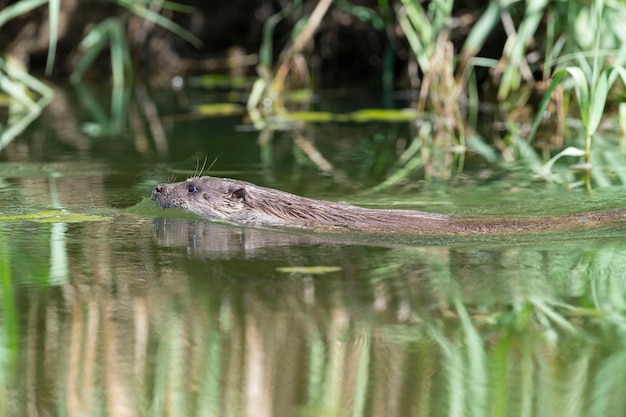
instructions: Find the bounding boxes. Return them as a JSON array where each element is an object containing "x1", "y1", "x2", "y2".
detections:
[
  {"x1": 284, "y1": 89, "x2": 314, "y2": 103},
  {"x1": 190, "y1": 74, "x2": 254, "y2": 90},
  {"x1": 276, "y1": 266, "x2": 342, "y2": 274},
  {"x1": 0, "y1": 211, "x2": 107, "y2": 223},
  {"x1": 285, "y1": 111, "x2": 335, "y2": 122},
  {"x1": 349, "y1": 109, "x2": 418, "y2": 122},
  {"x1": 196, "y1": 103, "x2": 244, "y2": 116}
]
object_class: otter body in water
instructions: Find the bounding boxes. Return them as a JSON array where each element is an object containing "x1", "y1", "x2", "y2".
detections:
[{"x1": 152, "y1": 176, "x2": 626, "y2": 235}]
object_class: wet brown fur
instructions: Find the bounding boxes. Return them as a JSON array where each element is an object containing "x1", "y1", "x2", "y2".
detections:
[{"x1": 152, "y1": 176, "x2": 626, "y2": 235}]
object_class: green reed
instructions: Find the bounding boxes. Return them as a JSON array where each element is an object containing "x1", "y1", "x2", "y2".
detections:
[
  {"x1": 4, "y1": 0, "x2": 626, "y2": 187},
  {"x1": 0, "y1": 228, "x2": 18, "y2": 417},
  {"x1": 72, "y1": 0, "x2": 200, "y2": 84},
  {"x1": 1, "y1": 0, "x2": 199, "y2": 85},
  {"x1": 529, "y1": 1, "x2": 626, "y2": 161},
  {"x1": 0, "y1": 0, "x2": 200, "y2": 149},
  {"x1": 0, "y1": 0, "x2": 58, "y2": 75},
  {"x1": 382, "y1": 0, "x2": 626, "y2": 187},
  {"x1": 0, "y1": 57, "x2": 54, "y2": 147}
]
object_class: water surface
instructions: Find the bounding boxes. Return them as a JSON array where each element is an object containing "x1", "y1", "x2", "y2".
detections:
[{"x1": 1, "y1": 85, "x2": 626, "y2": 417}]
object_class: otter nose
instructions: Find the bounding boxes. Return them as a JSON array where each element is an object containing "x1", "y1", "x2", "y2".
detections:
[{"x1": 154, "y1": 184, "x2": 165, "y2": 193}]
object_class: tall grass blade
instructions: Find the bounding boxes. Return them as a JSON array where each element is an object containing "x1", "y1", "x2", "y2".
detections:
[
  {"x1": 565, "y1": 352, "x2": 592, "y2": 417},
  {"x1": 461, "y1": 1, "x2": 500, "y2": 59},
  {"x1": 456, "y1": 300, "x2": 487, "y2": 417},
  {"x1": 589, "y1": 349, "x2": 626, "y2": 417},
  {"x1": 336, "y1": 0, "x2": 384, "y2": 30},
  {"x1": 400, "y1": 0, "x2": 431, "y2": 44},
  {"x1": 519, "y1": 340, "x2": 534, "y2": 417},
  {"x1": 489, "y1": 334, "x2": 511, "y2": 417},
  {"x1": 396, "y1": 10, "x2": 426, "y2": 70},
  {"x1": 0, "y1": 230, "x2": 19, "y2": 372},
  {"x1": 1, "y1": 59, "x2": 54, "y2": 103},
  {"x1": 543, "y1": 7, "x2": 556, "y2": 81},
  {"x1": 367, "y1": 123, "x2": 429, "y2": 193},
  {"x1": 71, "y1": 21, "x2": 109, "y2": 83},
  {"x1": 196, "y1": 331, "x2": 222, "y2": 417},
  {"x1": 260, "y1": 6, "x2": 291, "y2": 67},
  {"x1": 588, "y1": 69, "x2": 609, "y2": 135},
  {"x1": 429, "y1": 0, "x2": 453, "y2": 31},
  {"x1": 73, "y1": 82, "x2": 110, "y2": 127},
  {"x1": 0, "y1": 0, "x2": 47, "y2": 29},
  {"x1": 108, "y1": 19, "x2": 130, "y2": 86},
  {"x1": 131, "y1": 0, "x2": 195, "y2": 13},
  {"x1": 430, "y1": 326, "x2": 465, "y2": 417},
  {"x1": 45, "y1": 0, "x2": 60, "y2": 76},
  {"x1": 307, "y1": 330, "x2": 325, "y2": 406},
  {"x1": 498, "y1": 0, "x2": 549, "y2": 99},
  {"x1": 351, "y1": 332, "x2": 370, "y2": 417},
  {"x1": 48, "y1": 222, "x2": 69, "y2": 285},
  {"x1": 528, "y1": 67, "x2": 588, "y2": 143},
  {"x1": 0, "y1": 72, "x2": 36, "y2": 108},
  {"x1": 0, "y1": 57, "x2": 53, "y2": 148},
  {"x1": 537, "y1": 146, "x2": 585, "y2": 178},
  {"x1": 116, "y1": 0, "x2": 202, "y2": 48},
  {"x1": 560, "y1": 67, "x2": 591, "y2": 126}
]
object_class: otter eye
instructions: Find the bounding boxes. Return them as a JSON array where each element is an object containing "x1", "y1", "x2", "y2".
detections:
[{"x1": 187, "y1": 184, "x2": 199, "y2": 193}]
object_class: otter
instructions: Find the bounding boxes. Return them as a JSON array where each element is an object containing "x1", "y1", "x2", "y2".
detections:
[{"x1": 152, "y1": 176, "x2": 626, "y2": 235}]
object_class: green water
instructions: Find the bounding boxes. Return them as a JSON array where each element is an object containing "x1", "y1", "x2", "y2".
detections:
[{"x1": 1, "y1": 85, "x2": 626, "y2": 417}]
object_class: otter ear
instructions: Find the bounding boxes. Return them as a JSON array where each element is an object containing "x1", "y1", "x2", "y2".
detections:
[{"x1": 229, "y1": 186, "x2": 249, "y2": 203}]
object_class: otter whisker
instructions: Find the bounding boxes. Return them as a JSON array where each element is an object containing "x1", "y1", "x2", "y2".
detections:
[
  {"x1": 205, "y1": 152, "x2": 222, "y2": 175},
  {"x1": 192, "y1": 157, "x2": 205, "y2": 179}
]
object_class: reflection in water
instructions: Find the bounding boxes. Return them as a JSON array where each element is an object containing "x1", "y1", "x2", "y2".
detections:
[
  {"x1": 4, "y1": 79, "x2": 626, "y2": 417},
  {"x1": 153, "y1": 218, "x2": 327, "y2": 259},
  {"x1": 3, "y1": 216, "x2": 626, "y2": 416}
]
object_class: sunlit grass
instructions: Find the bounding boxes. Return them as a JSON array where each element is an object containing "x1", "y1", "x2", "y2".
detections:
[
  {"x1": 0, "y1": 57, "x2": 54, "y2": 149},
  {"x1": 243, "y1": 0, "x2": 626, "y2": 189},
  {"x1": 527, "y1": 0, "x2": 626, "y2": 173},
  {"x1": 4, "y1": 0, "x2": 626, "y2": 189},
  {"x1": 0, "y1": 0, "x2": 201, "y2": 150}
]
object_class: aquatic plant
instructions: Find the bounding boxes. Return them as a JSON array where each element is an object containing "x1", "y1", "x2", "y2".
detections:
[
  {"x1": 0, "y1": 57, "x2": 54, "y2": 148},
  {"x1": 529, "y1": 0, "x2": 626, "y2": 164},
  {"x1": 71, "y1": 0, "x2": 201, "y2": 84},
  {"x1": 384, "y1": 0, "x2": 626, "y2": 188},
  {"x1": 4, "y1": 0, "x2": 626, "y2": 189},
  {"x1": 0, "y1": 0, "x2": 199, "y2": 146},
  {"x1": 242, "y1": 0, "x2": 626, "y2": 188}
]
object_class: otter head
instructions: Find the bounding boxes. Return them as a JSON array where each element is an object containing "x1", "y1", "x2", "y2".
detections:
[
  {"x1": 153, "y1": 175, "x2": 364, "y2": 228},
  {"x1": 152, "y1": 176, "x2": 260, "y2": 223}
]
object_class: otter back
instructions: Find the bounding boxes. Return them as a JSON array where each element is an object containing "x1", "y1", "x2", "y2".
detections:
[{"x1": 152, "y1": 176, "x2": 626, "y2": 235}]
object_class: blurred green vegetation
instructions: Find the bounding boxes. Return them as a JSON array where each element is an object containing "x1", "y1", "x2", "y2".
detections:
[
  {"x1": 2, "y1": 0, "x2": 626, "y2": 189},
  {"x1": 4, "y1": 219, "x2": 626, "y2": 416}
]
